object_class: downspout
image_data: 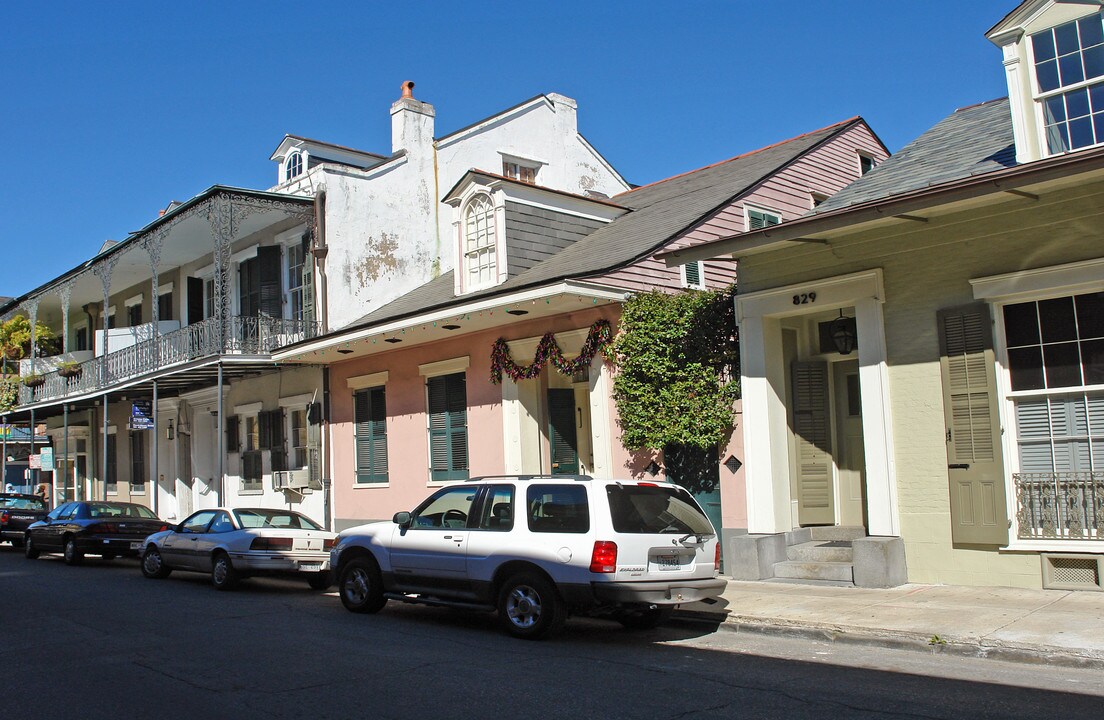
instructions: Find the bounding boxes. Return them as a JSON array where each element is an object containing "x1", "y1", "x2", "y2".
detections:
[
  {"x1": 432, "y1": 139, "x2": 442, "y2": 278},
  {"x1": 312, "y1": 185, "x2": 329, "y2": 334},
  {"x1": 322, "y1": 367, "x2": 331, "y2": 531}
]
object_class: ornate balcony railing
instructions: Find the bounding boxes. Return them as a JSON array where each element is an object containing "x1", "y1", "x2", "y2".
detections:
[
  {"x1": 1015, "y1": 472, "x2": 1104, "y2": 541},
  {"x1": 18, "y1": 316, "x2": 321, "y2": 405}
]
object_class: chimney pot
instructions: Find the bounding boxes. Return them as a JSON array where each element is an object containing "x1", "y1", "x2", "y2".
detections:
[{"x1": 401, "y1": 80, "x2": 415, "y2": 99}]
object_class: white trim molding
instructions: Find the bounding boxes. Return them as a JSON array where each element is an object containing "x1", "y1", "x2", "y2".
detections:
[
  {"x1": 419, "y1": 357, "x2": 470, "y2": 378},
  {"x1": 278, "y1": 392, "x2": 317, "y2": 408},
  {"x1": 346, "y1": 372, "x2": 389, "y2": 391},
  {"x1": 233, "y1": 402, "x2": 263, "y2": 416},
  {"x1": 971, "y1": 257, "x2": 1104, "y2": 301}
]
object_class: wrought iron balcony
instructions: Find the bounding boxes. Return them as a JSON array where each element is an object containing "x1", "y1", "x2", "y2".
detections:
[
  {"x1": 1014, "y1": 472, "x2": 1104, "y2": 541},
  {"x1": 18, "y1": 316, "x2": 321, "y2": 405}
]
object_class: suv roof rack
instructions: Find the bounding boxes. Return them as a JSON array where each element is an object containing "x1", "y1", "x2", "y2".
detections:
[{"x1": 464, "y1": 474, "x2": 594, "y2": 483}]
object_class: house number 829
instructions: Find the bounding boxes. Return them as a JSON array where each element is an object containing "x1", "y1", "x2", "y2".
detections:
[{"x1": 792, "y1": 292, "x2": 817, "y2": 305}]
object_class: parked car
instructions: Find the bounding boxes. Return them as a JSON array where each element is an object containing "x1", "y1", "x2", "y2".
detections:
[
  {"x1": 140, "y1": 508, "x2": 336, "y2": 591},
  {"x1": 0, "y1": 493, "x2": 49, "y2": 548},
  {"x1": 331, "y1": 475, "x2": 726, "y2": 639},
  {"x1": 24, "y1": 501, "x2": 168, "y2": 565}
]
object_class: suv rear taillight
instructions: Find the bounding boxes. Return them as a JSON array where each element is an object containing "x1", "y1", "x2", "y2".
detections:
[
  {"x1": 715, "y1": 541, "x2": 721, "y2": 573},
  {"x1": 590, "y1": 541, "x2": 617, "y2": 573}
]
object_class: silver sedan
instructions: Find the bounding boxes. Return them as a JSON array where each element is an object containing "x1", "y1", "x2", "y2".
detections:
[{"x1": 140, "y1": 507, "x2": 336, "y2": 591}]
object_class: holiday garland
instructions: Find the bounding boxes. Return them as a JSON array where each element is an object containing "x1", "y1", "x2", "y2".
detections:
[{"x1": 490, "y1": 319, "x2": 612, "y2": 384}]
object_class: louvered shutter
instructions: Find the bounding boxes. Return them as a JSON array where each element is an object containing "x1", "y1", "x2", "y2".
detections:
[
  {"x1": 268, "y1": 409, "x2": 286, "y2": 472},
  {"x1": 547, "y1": 388, "x2": 579, "y2": 474},
  {"x1": 748, "y1": 209, "x2": 781, "y2": 230},
  {"x1": 301, "y1": 234, "x2": 315, "y2": 327},
  {"x1": 937, "y1": 304, "x2": 1009, "y2": 545},
  {"x1": 187, "y1": 277, "x2": 204, "y2": 325},
  {"x1": 354, "y1": 388, "x2": 388, "y2": 483},
  {"x1": 791, "y1": 361, "x2": 835, "y2": 525},
  {"x1": 307, "y1": 402, "x2": 322, "y2": 484},
  {"x1": 685, "y1": 261, "x2": 703, "y2": 288},
  {"x1": 428, "y1": 373, "x2": 469, "y2": 481},
  {"x1": 257, "y1": 246, "x2": 283, "y2": 319},
  {"x1": 226, "y1": 415, "x2": 240, "y2": 453}
]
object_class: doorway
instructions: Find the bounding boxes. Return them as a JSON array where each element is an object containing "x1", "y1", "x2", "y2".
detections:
[{"x1": 833, "y1": 360, "x2": 867, "y2": 527}]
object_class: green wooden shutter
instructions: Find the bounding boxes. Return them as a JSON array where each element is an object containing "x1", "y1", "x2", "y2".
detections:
[
  {"x1": 938, "y1": 304, "x2": 1009, "y2": 545},
  {"x1": 791, "y1": 361, "x2": 835, "y2": 525},
  {"x1": 685, "y1": 261, "x2": 702, "y2": 288},
  {"x1": 547, "y1": 388, "x2": 579, "y2": 475},
  {"x1": 428, "y1": 373, "x2": 469, "y2": 481},
  {"x1": 268, "y1": 409, "x2": 286, "y2": 472},
  {"x1": 354, "y1": 387, "x2": 388, "y2": 483},
  {"x1": 307, "y1": 402, "x2": 322, "y2": 484},
  {"x1": 258, "y1": 246, "x2": 283, "y2": 319},
  {"x1": 748, "y1": 209, "x2": 780, "y2": 230},
  {"x1": 226, "y1": 415, "x2": 240, "y2": 453}
]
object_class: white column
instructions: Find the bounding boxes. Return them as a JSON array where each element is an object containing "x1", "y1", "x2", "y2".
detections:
[
  {"x1": 855, "y1": 296, "x2": 899, "y2": 537},
  {"x1": 589, "y1": 355, "x2": 614, "y2": 477},
  {"x1": 501, "y1": 378, "x2": 523, "y2": 474}
]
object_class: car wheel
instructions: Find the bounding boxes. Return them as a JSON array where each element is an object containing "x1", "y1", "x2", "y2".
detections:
[
  {"x1": 616, "y1": 605, "x2": 674, "y2": 630},
  {"x1": 338, "y1": 557, "x2": 386, "y2": 613},
  {"x1": 63, "y1": 537, "x2": 83, "y2": 566},
  {"x1": 141, "y1": 546, "x2": 173, "y2": 579},
  {"x1": 307, "y1": 572, "x2": 332, "y2": 591},
  {"x1": 211, "y1": 552, "x2": 239, "y2": 591},
  {"x1": 497, "y1": 572, "x2": 564, "y2": 640},
  {"x1": 24, "y1": 535, "x2": 39, "y2": 559}
]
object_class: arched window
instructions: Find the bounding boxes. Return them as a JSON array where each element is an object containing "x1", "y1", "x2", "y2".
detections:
[
  {"x1": 285, "y1": 152, "x2": 303, "y2": 181},
  {"x1": 463, "y1": 194, "x2": 497, "y2": 289}
]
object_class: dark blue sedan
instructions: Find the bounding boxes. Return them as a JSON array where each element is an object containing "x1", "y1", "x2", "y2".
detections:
[{"x1": 24, "y1": 501, "x2": 168, "y2": 565}]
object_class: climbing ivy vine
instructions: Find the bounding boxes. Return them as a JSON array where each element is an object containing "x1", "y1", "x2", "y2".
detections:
[{"x1": 612, "y1": 286, "x2": 739, "y2": 452}]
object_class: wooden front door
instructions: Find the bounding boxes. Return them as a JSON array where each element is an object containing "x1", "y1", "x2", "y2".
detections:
[{"x1": 792, "y1": 361, "x2": 835, "y2": 525}]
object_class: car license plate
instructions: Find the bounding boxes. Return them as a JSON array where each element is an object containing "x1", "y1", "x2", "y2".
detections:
[
  {"x1": 130, "y1": 541, "x2": 143, "y2": 550},
  {"x1": 656, "y1": 554, "x2": 680, "y2": 571},
  {"x1": 300, "y1": 562, "x2": 322, "y2": 571}
]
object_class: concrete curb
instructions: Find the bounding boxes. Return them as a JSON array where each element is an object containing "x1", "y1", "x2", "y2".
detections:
[{"x1": 671, "y1": 609, "x2": 1104, "y2": 670}]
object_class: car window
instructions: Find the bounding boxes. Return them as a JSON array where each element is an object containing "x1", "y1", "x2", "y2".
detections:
[
  {"x1": 181, "y1": 510, "x2": 218, "y2": 534},
  {"x1": 411, "y1": 487, "x2": 476, "y2": 529},
  {"x1": 59, "y1": 504, "x2": 80, "y2": 520},
  {"x1": 209, "y1": 511, "x2": 235, "y2": 533},
  {"x1": 234, "y1": 509, "x2": 322, "y2": 530},
  {"x1": 527, "y1": 484, "x2": 589, "y2": 533},
  {"x1": 1, "y1": 496, "x2": 46, "y2": 511},
  {"x1": 476, "y1": 485, "x2": 514, "y2": 532},
  {"x1": 46, "y1": 503, "x2": 70, "y2": 521},
  {"x1": 605, "y1": 484, "x2": 714, "y2": 535}
]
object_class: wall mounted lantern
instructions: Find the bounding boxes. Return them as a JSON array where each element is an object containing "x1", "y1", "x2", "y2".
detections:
[{"x1": 829, "y1": 310, "x2": 857, "y2": 355}]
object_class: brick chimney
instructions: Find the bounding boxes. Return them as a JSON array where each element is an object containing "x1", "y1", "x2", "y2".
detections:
[{"x1": 391, "y1": 80, "x2": 436, "y2": 155}]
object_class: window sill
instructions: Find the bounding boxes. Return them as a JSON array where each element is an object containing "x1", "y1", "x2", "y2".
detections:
[
  {"x1": 238, "y1": 489, "x2": 264, "y2": 496},
  {"x1": 354, "y1": 482, "x2": 390, "y2": 489},
  {"x1": 1003, "y1": 539, "x2": 1104, "y2": 553}
]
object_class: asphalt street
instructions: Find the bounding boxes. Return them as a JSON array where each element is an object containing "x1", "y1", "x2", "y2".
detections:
[{"x1": 2, "y1": 546, "x2": 1102, "y2": 720}]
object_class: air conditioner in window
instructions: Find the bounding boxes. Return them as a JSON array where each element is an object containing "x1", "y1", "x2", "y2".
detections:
[
  {"x1": 272, "y1": 471, "x2": 293, "y2": 490},
  {"x1": 287, "y1": 469, "x2": 313, "y2": 490}
]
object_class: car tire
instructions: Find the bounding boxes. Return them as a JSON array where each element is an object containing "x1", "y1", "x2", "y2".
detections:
[
  {"x1": 616, "y1": 605, "x2": 674, "y2": 631},
  {"x1": 63, "y1": 537, "x2": 83, "y2": 566},
  {"x1": 141, "y1": 546, "x2": 172, "y2": 579},
  {"x1": 24, "y1": 535, "x2": 39, "y2": 559},
  {"x1": 307, "y1": 572, "x2": 332, "y2": 591},
  {"x1": 497, "y1": 572, "x2": 564, "y2": 640},
  {"x1": 211, "y1": 552, "x2": 239, "y2": 591},
  {"x1": 338, "y1": 557, "x2": 386, "y2": 613}
]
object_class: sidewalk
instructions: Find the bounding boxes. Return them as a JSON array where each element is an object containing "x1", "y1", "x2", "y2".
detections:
[{"x1": 676, "y1": 579, "x2": 1104, "y2": 668}]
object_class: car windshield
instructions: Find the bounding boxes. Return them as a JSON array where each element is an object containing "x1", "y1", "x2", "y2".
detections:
[
  {"x1": 234, "y1": 509, "x2": 322, "y2": 530},
  {"x1": 0, "y1": 495, "x2": 47, "y2": 511},
  {"x1": 606, "y1": 484, "x2": 714, "y2": 535},
  {"x1": 86, "y1": 502, "x2": 157, "y2": 519}
]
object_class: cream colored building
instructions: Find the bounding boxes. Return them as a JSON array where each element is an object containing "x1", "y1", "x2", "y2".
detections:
[{"x1": 664, "y1": 0, "x2": 1104, "y2": 590}]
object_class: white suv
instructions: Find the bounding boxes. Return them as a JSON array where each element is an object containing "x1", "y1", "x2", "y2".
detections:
[{"x1": 331, "y1": 475, "x2": 725, "y2": 639}]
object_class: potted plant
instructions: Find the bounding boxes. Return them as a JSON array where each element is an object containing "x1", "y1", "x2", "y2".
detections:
[
  {"x1": 57, "y1": 360, "x2": 82, "y2": 379},
  {"x1": 22, "y1": 373, "x2": 45, "y2": 388}
]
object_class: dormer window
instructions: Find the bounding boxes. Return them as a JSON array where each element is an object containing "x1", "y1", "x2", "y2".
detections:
[
  {"x1": 463, "y1": 194, "x2": 498, "y2": 290},
  {"x1": 285, "y1": 151, "x2": 303, "y2": 181},
  {"x1": 1031, "y1": 12, "x2": 1104, "y2": 154}
]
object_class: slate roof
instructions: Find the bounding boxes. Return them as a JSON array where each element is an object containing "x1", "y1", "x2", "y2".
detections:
[
  {"x1": 813, "y1": 98, "x2": 1016, "y2": 214},
  {"x1": 341, "y1": 118, "x2": 866, "y2": 331}
]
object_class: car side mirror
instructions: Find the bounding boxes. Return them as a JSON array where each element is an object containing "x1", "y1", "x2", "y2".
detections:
[
  {"x1": 393, "y1": 511, "x2": 412, "y2": 529},
  {"x1": 174, "y1": 522, "x2": 185, "y2": 533}
]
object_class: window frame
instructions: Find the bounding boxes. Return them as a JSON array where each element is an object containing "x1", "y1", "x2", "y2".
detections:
[
  {"x1": 1029, "y1": 11, "x2": 1104, "y2": 155},
  {"x1": 744, "y1": 205, "x2": 782, "y2": 231},
  {"x1": 239, "y1": 409, "x2": 263, "y2": 493},
  {"x1": 285, "y1": 151, "x2": 304, "y2": 182},
  {"x1": 421, "y1": 359, "x2": 470, "y2": 484},
  {"x1": 354, "y1": 385, "x2": 389, "y2": 484},
  {"x1": 129, "y1": 430, "x2": 147, "y2": 496},
  {"x1": 681, "y1": 260, "x2": 706, "y2": 290},
  {"x1": 460, "y1": 192, "x2": 502, "y2": 293}
]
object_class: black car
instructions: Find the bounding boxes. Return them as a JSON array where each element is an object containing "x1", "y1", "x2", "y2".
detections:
[
  {"x1": 25, "y1": 501, "x2": 168, "y2": 565},
  {"x1": 0, "y1": 493, "x2": 49, "y2": 547}
]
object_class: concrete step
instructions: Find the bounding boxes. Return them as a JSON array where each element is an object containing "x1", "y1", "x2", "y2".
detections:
[
  {"x1": 807, "y1": 525, "x2": 867, "y2": 542},
  {"x1": 763, "y1": 577, "x2": 856, "y2": 588},
  {"x1": 772, "y1": 560, "x2": 855, "y2": 583},
  {"x1": 786, "y1": 540, "x2": 854, "y2": 563}
]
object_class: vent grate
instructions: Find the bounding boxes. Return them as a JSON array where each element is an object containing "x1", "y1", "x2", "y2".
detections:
[{"x1": 1042, "y1": 554, "x2": 1103, "y2": 591}]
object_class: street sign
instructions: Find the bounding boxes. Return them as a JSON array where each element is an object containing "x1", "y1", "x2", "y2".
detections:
[
  {"x1": 130, "y1": 399, "x2": 154, "y2": 430},
  {"x1": 40, "y1": 446, "x2": 54, "y2": 471},
  {"x1": 29, "y1": 454, "x2": 41, "y2": 469}
]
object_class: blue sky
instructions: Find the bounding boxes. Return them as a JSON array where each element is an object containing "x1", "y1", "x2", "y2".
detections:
[{"x1": 2, "y1": 0, "x2": 1016, "y2": 298}]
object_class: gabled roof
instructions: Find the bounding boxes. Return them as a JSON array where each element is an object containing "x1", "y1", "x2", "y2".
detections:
[
  {"x1": 335, "y1": 117, "x2": 871, "y2": 333},
  {"x1": 812, "y1": 99, "x2": 1016, "y2": 214},
  {"x1": 268, "y1": 134, "x2": 389, "y2": 166}
]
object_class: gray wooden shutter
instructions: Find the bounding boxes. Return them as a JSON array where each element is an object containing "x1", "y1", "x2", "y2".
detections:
[
  {"x1": 226, "y1": 415, "x2": 240, "y2": 453},
  {"x1": 938, "y1": 303, "x2": 1009, "y2": 545},
  {"x1": 268, "y1": 409, "x2": 286, "y2": 472},
  {"x1": 301, "y1": 234, "x2": 315, "y2": 327},
  {"x1": 307, "y1": 402, "x2": 322, "y2": 483},
  {"x1": 258, "y1": 246, "x2": 283, "y2": 319},
  {"x1": 791, "y1": 361, "x2": 835, "y2": 525}
]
